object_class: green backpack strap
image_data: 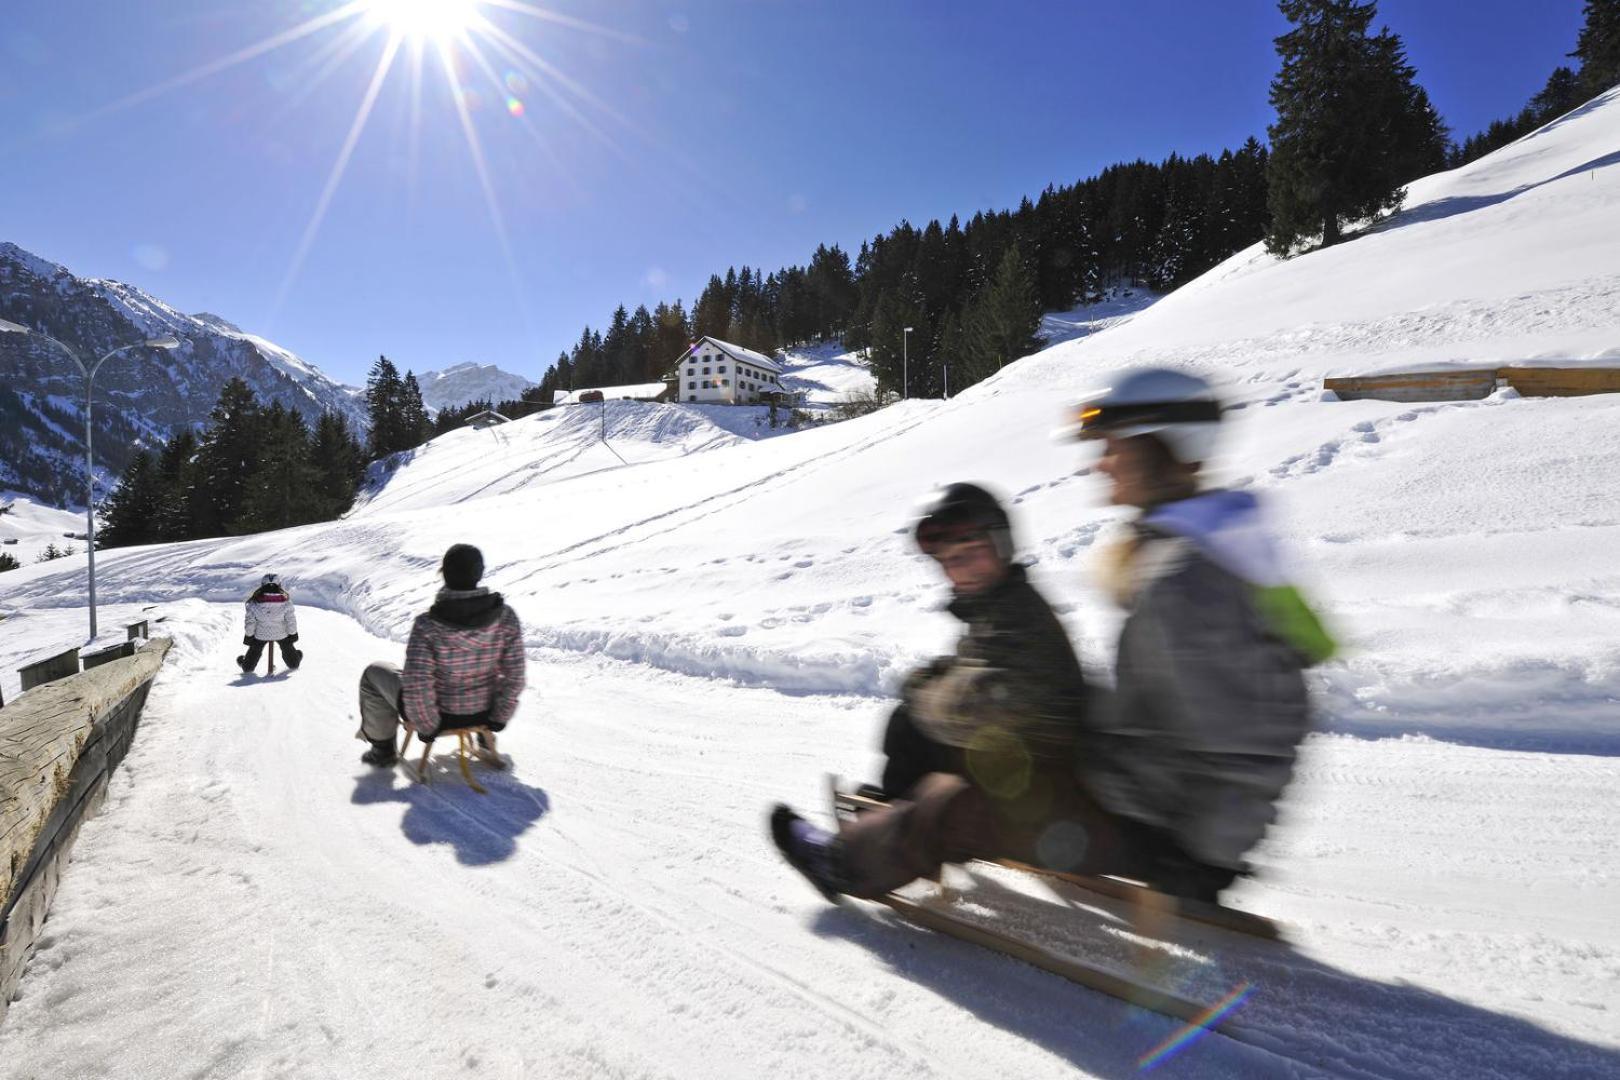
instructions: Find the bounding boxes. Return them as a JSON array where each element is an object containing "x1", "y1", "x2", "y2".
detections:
[{"x1": 1253, "y1": 584, "x2": 1337, "y2": 666}]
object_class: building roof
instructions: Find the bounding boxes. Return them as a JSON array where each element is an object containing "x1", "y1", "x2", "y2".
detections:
[
  {"x1": 681, "y1": 336, "x2": 784, "y2": 375},
  {"x1": 552, "y1": 382, "x2": 667, "y2": 406},
  {"x1": 465, "y1": 409, "x2": 511, "y2": 424}
]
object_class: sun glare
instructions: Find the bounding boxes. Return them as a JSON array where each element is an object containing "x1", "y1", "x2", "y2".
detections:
[{"x1": 364, "y1": 0, "x2": 479, "y2": 43}]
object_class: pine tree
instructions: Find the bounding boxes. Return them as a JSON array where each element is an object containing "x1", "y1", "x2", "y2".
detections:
[
  {"x1": 401, "y1": 372, "x2": 432, "y2": 447},
  {"x1": 309, "y1": 411, "x2": 366, "y2": 518},
  {"x1": 98, "y1": 448, "x2": 161, "y2": 548},
  {"x1": 365, "y1": 355, "x2": 406, "y2": 458},
  {"x1": 964, "y1": 244, "x2": 1042, "y2": 381},
  {"x1": 153, "y1": 429, "x2": 199, "y2": 541},
  {"x1": 237, "y1": 403, "x2": 319, "y2": 533},
  {"x1": 0, "y1": 552, "x2": 19, "y2": 573},
  {"x1": 1575, "y1": 0, "x2": 1620, "y2": 99},
  {"x1": 1266, "y1": 0, "x2": 1448, "y2": 253},
  {"x1": 191, "y1": 378, "x2": 262, "y2": 536}
]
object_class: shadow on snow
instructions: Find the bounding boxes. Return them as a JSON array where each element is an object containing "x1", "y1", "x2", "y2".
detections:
[{"x1": 350, "y1": 763, "x2": 550, "y2": 866}]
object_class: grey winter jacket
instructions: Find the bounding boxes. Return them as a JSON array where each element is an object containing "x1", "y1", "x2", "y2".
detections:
[{"x1": 1088, "y1": 492, "x2": 1318, "y2": 871}]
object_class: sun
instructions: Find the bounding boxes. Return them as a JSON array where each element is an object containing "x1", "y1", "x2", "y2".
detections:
[{"x1": 363, "y1": 0, "x2": 481, "y2": 43}]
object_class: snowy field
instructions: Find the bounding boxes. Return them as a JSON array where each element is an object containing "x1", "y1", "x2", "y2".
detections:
[
  {"x1": 2, "y1": 89, "x2": 1620, "y2": 1078},
  {"x1": 0, "y1": 494, "x2": 87, "y2": 568}
]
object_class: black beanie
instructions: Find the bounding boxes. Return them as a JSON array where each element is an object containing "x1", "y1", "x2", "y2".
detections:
[{"x1": 441, "y1": 544, "x2": 485, "y2": 590}]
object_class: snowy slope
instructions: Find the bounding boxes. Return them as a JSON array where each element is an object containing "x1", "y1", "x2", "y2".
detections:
[
  {"x1": 0, "y1": 493, "x2": 85, "y2": 566},
  {"x1": 417, "y1": 361, "x2": 536, "y2": 414},
  {"x1": 2, "y1": 90, "x2": 1620, "y2": 1077},
  {"x1": 778, "y1": 340, "x2": 877, "y2": 405}
]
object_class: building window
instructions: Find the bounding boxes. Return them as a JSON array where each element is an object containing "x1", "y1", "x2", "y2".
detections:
[
  {"x1": 717, "y1": 366, "x2": 726, "y2": 373},
  {"x1": 687, "y1": 368, "x2": 694, "y2": 376},
  {"x1": 703, "y1": 367, "x2": 710, "y2": 374},
  {"x1": 688, "y1": 395, "x2": 696, "y2": 401},
  {"x1": 722, "y1": 378, "x2": 729, "y2": 386},
  {"x1": 688, "y1": 381, "x2": 695, "y2": 389}
]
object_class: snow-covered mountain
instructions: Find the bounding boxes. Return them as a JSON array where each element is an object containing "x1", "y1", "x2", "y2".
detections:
[
  {"x1": 0, "y1": 243, "x2": 367, "y2": 506},
  {"x1": 417, "y1": 361, "x2": 535, "y2": 414}
]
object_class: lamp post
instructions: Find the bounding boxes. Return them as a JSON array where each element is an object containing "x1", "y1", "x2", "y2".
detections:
[
  {"x1": 902, "y1": 326, "x2": 913, "y2": 400},
  {"x1": 0, "y1": 318, "x2": 181, "y2": 640}
]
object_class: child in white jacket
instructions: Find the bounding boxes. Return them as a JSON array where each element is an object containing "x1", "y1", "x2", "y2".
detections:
[{"x1": 238, "y1": 573, "x2": 302, "y2": 673}]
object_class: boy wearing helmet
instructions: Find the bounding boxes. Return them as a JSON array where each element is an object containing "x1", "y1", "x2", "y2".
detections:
[
  {"x1": 238, "y1": 572, "x2": 301, "y2": 673},
  {"x1": 770, "y1": 483, "x2": 1091, "y2": 901}
]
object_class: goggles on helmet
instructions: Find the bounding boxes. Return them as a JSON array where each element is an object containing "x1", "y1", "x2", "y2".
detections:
[{"x1": 1069, "y1": 397, "x2": 1222, "y2": 440}]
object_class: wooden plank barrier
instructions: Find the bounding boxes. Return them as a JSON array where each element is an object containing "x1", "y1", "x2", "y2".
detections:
[
  {"x1": 1325, "y1": 366, "x2": 1620, "y2": 403},
  {"x1": 81, "y1": 641, "x2": 137, "y2": 671},
  {"x1": 0, "y1": 637, "x2": 171, "y2": 1028},
  {"x1": 17, "y1": 649, "x2": 80, "y2": 693}
]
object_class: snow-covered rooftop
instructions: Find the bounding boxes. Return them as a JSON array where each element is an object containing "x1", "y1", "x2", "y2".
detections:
[{"x1": 552, "y1": 381, "x2": 668, "y2": 406}]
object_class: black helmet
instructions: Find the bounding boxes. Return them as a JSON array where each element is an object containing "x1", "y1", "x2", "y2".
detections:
[{"x1": 914, "y1": 482, "x2": 1014, "y2": 561}]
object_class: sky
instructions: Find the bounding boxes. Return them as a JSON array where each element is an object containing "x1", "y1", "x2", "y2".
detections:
[{"x1": 0, "y1": 0, "x2": 1590, "y2": 386}]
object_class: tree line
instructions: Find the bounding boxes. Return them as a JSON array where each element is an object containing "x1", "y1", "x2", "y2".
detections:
[
  {"x1": 515, "y1": 1, "x2": 1619, "y2": 408},
  {"x1": 98, "y1": 378, "x2": 367, "y2": 548}
]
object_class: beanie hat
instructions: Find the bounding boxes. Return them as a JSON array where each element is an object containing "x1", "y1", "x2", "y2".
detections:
[{"x1": 441, "y1": 544, "x2": 485, "y2": 590}]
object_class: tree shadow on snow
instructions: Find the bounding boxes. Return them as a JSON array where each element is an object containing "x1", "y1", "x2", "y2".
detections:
[
  {"x1": 350, "y1": 763, "x2": 550, "y2": 866},
  {"x1": 809, "y1": 884, "x2": 1620, "y2": 1080}
]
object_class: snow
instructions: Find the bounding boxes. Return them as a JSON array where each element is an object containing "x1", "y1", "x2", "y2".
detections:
[
  {"x1": 0, "y1": 492, "x2": 88, "y2": 570},
  {"x1": 3, "y1": 88, "x2": 1620, "y2": 1077},
  {"x1": 701, "y1": 335, "x2": 784, "y2": 373},
  {"x1": 778, "y1": 340, "x2": 877, "y2": 406},
  {"x1": 551, "y1": 382, "x2": 667, "y2": 406},
  {"x1": 1037, "y1": 288, "x2": 1162, "y2": 347}
]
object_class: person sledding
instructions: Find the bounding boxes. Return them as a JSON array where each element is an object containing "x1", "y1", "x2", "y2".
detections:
[
  {"x1": 355, "y1": 543, "x2": 526, "y2": 768},
  {"x1": 238, "y1": 572, "x2": 301, "y2": 673},
  {"x1": 772, "y1": 368, "x2": 1334, "y2": 907},
  {"x1": 771, "y1": 481, "x2": 1093, "y2": 900}
]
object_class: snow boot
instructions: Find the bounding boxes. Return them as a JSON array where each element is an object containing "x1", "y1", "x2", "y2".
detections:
[
  {"x1": 236, "y1": 655, "x2": 253, "y2": 674},
  {"x1": 769, "y1": 804, "x2": 849, "y2": 903},
  {"x1": 360, "y1": 738, "x2": 398, "y2": 767}
]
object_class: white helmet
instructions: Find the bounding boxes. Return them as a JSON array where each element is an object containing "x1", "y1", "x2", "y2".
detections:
[
  {"x1": 261, "y1": 572, "x2": 279, "y2": 585},
  {"x1": 1062, "y1": 366, "x2": 1223, "y2": 465}
]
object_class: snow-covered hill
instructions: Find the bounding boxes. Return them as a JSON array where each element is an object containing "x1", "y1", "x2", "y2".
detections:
[
  {"x1": 417, "y1": 360, "x2": 535, "y2": 414},
  {"x1": 2, "y1": 89, "x2": 1619, "y2": 1078},
  {"x1": 0, "y1": 244, "x2": 367, "y2": 505},
  {"x1": 778, "y1": 340, "x2": 877, "y2": 406}
]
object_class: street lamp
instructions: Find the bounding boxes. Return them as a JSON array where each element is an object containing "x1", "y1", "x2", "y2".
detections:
[
  {"x1": 902, "y1": 326, "x2": 913, "y2": 400},
  {"x1": 0, "y1": 318, "x2": 181, "y2": 640}
]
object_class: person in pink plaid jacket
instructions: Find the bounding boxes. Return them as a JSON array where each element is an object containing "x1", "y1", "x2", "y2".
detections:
[{"x1": 355, "y1": 544, "x2": 526, "y2": 767}]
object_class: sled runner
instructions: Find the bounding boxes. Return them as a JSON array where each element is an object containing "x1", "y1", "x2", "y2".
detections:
[{"x1": 399, "y1": 726, "x2": 507, "y2": 793}]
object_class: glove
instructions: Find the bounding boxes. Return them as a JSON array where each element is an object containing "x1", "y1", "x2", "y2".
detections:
[
  {"x1": 285, "y1": 633, "x2": 299, "y2": 644},
  {"x1": 486, "y1": 720, "x2": 507, "y2": 733},
  {"x1": 243, "y1": 635, "x2": 255, "y2": 646}
]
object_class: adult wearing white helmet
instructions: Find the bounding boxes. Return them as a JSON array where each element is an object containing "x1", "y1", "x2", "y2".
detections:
[
  {"x1": 238, "y1": 572, "x2": 302, "y2": 674},
  {"x1": 1070, "y1": 365, "x2": 1334, "y2": 899}
]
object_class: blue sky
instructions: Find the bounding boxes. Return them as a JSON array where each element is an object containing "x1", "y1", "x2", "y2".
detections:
[{"x1": 0, "y1": 0, "x2": 1587, "y2": 385}]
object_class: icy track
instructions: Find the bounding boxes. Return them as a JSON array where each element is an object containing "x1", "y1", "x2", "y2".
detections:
[{"x1": 0, "y1": 604, "x2": 1615, "y2": 1079}]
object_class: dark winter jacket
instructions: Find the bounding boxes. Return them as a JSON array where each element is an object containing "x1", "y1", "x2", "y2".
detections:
[
  {"x1": 244, "y1": 584, "x2": 298, "y2": 641},
  {"x1": 401, "y1": 588, "x2": 526, "y2": 739},
  {"x1": 1088, "y1": 490, "x2": 1330, "y2": 871},
  {"x1": 907, "y1": 564, "x2": 1090, "y2": 776}
]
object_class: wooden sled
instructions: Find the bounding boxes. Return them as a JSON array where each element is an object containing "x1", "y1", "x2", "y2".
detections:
[
  {"x1": 831, "y1": 784, "x2": 1282, "y2": 941},
  {"x1": 399, "y1": 726, "x2": 505, "y2": 794}
]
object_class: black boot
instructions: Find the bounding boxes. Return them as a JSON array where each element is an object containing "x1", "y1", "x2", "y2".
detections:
[
  {"x1": 360, "y1": 738, "x2": 398, "y2": 767},
  {"x1": 769, "y1": 804, "x2": 849, "y2": 903},
  {"x1": 236, "y1": 655, "x2": 253, "y2": 673}
]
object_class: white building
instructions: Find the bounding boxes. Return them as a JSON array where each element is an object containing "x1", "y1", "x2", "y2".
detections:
[{"x1": 671, "y1": 336, "x2": 788, "y2": 404}]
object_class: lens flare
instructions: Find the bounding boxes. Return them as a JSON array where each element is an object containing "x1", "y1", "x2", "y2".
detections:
[{"x1": 364, "y1": 0, "x2": 478, "y2": 44}]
